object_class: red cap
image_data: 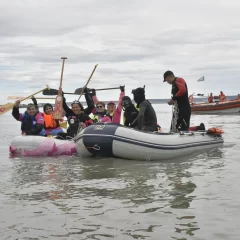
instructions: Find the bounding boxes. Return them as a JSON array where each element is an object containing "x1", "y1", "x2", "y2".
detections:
[{"x1": 107, "y1": 101, "x2": 116, "y2": 106}]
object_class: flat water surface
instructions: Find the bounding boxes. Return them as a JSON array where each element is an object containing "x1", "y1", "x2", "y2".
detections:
[{"x1": 0, "y1": 104, "x2": 239, "y2": 240}]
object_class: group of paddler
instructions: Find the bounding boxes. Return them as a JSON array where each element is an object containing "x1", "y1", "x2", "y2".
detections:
[
  {"x1": 0, "y1": 58, "x2": 206, "y2": 139},
  {"x1": 11, "y1": 84, "x2": 161, "y2": 140}
]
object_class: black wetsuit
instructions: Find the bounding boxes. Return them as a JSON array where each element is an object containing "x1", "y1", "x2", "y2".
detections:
[
  {"x1": 132, "y1": 88, "x2": 158, "y2": 132},
  {"x1": 171, "y1": 77, "x2": 191, "y2": 131},
  {"x1": 137, "y1": 100, "x2": 157, "y2": 131}
]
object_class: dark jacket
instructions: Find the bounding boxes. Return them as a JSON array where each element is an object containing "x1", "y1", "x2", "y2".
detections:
[
  {"x1": 124, "y1": 105, "x2": 139, "y2": 128},
  {"x1": 63, "y1": 93, "x2": 94, "y2": 118},
  {"x1": 12, "y1": 106, "x2": 44, "y2": 135},
  {"x1": 67, "y1": 113, "x2": 93, "y2": 137}
]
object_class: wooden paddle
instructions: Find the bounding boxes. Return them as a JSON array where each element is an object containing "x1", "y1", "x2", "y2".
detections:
[
  {"x1": 52, "y1": 57, "x2": 67, "y2": 120},
  {"x1": 0, "y1": 86, "x2": 49, "y2": 116},
  {"x1": 74, "y1": 86, "x2": 119, "y2": 95},
  {"x1": 7, "y1": 96, "x2": 56, "y2": 100},
  {"x1": 34, "y1": 97, "x2": 56, "y2": 100},
  {"x1": 7, "y1": 96, "x2": 25, "y2": 100},
  {"x1": 78, "y1": 64, "x2": 98, "y2": 101}
]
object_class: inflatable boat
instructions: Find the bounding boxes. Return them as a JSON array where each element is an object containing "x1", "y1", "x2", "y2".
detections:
[
  {"x1": 191, "y1": 99, "x2": 240, "y2": 114},
  {"x1": 10, "y1": 136, "x2": 76, "y2": 156},
  {"x1": 75, "y1": 123, "x2": 224, "y2": 161}
]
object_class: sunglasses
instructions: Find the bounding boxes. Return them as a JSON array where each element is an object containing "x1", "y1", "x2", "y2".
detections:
[{"x1": 96, "y1": 105, "x2": 103, "y2": 109}]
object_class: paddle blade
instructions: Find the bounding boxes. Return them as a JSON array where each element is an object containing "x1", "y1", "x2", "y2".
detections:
[
  {"x1": 43, "y1": 89, "x2": 59, "y2": 95},
  {"x1": 0, "y1": 103, "x2": 14, "y2": 116},
  {"x1": 74, "y1": 88, "x2": 83, "y2": 95},
  {"x1": 7, "y1": 96, "x2": 25, "y2": 100},
  {"x1": 52, "y1": 89, "x2": 63, "y2": 120}
]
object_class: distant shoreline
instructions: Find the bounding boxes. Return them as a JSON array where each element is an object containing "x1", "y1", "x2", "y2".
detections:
[{"x1": 1, "y1": 95, "x2": 238, "y2": 108}]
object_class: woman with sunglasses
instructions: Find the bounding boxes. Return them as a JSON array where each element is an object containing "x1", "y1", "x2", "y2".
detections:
[
  {"x1": 91, "y1": 101, "x2": 112, "y2": 123},
  {"x1": 90, "y1": 86, "x2": 125, "y2": 123},
  {"x1": 56, "y1": 88, "x2": 94, "y2": 140}
]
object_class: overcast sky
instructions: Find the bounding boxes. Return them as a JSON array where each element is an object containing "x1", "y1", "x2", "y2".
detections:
[{"x1": 1, "y1": 0, "x2": 240, "y2": 103}]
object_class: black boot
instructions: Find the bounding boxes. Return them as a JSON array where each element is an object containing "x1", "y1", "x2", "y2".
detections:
[{"x1": 198, "y1": 123, "x2": 205, "y2": 131}]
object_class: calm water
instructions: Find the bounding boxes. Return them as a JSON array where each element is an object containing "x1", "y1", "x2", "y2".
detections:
[{"x1": 0, "y1": 104, "x2": 239, "y2": 240}]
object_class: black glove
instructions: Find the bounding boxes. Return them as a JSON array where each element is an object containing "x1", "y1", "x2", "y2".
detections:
[
  {"x1": 90, "y1": 88, "x2": 96, "y2": 96},
  {"x1": 31, "y1": 96, "x2": 37, "y2": 105},
  {"x1": 84, "y1": 87, "x2": 91, "y2": 94},
  {"x1": 120, "y1": 86, "x2": 125, "y2": 92}
]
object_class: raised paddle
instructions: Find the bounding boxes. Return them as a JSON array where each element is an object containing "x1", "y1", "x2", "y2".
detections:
[
  {"x1": 42, "y1": 88, "x2": 76, "y2": 96},
  {"x1": 0, "y1": 86, "x2": 49, "y2": 116},
  {"x1": 34, "y1": 97, "x2": 56, "y2": 100},
  {"x1": 7, "y1": 96, "x2": 25, "y2": 100},
  {"x1": 74, "y1": 87, "x2": 119, "y2": 95},
  {"x1": 7, "y1": 96, "x2": 56, "y2": 100},
  {"x1": 52, "y1": 57, "x2": 67, "y2": 120},
  {"x1": 78, "y1": 64, "x2": 98, "y2": 101}
]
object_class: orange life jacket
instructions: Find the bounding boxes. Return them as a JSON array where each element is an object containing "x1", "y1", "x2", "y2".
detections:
[
  {"x1": 43, "y1": 113, "x2": 59, "y2": 129},
  {"x1": 208, "y1": 127, "x2": 224, "y2": 135}
]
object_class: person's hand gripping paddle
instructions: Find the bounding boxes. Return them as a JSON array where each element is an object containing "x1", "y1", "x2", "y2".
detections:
[{"x1": 52, "y1": 57, "x2": 67, "y2": 120}]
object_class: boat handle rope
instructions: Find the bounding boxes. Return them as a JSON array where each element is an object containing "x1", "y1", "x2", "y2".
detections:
[
  {"x1": 171, "y1": 100, "x2": 179, "y2": 132},
  {"x1": 93, "y1": 144, "x2": 100, "y2": 151},
  {"x1": 179, "y1": 132, "x2": 194, "y2": 136}
]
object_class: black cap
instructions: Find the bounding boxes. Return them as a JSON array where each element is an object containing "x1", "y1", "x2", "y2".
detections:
[{"x1": 163, "y1": 70, "x2": 174, "y2": 82}]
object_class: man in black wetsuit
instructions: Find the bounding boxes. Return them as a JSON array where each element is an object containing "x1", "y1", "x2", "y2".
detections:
[
  {"x1": 163, "y1": 70, "x2": 191, "y2": 131},
  {"x1": 131, "y1": 87, "x2": 157, "y2": 132}
]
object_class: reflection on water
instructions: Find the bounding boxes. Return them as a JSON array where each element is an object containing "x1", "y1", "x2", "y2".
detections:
[{"x1": 1, "y1": 105, "x2": 239, "y2": 240}]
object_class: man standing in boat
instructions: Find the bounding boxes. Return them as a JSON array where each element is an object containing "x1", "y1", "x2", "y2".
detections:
[
  {"x1": 219, "y1": 91, "x2": 226, "y2": 102},
  {"x1": 163, "y1": 70, "x2": 191, "y2": 131}
]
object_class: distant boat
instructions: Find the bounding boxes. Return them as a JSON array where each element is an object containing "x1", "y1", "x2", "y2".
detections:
[{"x1": 191, "y1": 98, "x2": 240, "y2": 114}]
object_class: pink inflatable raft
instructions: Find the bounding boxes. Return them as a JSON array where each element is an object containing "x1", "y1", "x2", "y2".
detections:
[{"x1": 10, "y1": 136, "x2": 77, "y2": 156}]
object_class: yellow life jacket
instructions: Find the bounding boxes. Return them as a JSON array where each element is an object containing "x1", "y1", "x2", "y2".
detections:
[{"x1": 91, "y1": 115, "x2": 99, "y2": 123}]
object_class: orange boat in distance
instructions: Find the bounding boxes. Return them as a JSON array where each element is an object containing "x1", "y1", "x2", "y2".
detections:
[{"x1": 191, "y1": 98, "x2": 240, "y2": 114}]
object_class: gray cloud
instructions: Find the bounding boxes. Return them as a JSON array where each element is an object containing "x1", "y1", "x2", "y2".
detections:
[{"x1": 1, "y1": 0, "x2": 240, "y2": 103}]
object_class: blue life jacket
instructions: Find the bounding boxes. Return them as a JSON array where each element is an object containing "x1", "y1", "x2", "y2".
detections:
[{"x1": 21, "y1": 112, "x2": 37, "y2": 132}]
